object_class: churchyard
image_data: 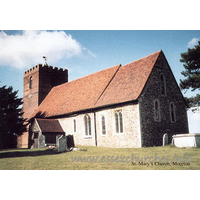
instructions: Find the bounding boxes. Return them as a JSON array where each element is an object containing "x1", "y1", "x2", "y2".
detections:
[{"x1": 0, "y1": 145, "x2": 200, "y2": 170}]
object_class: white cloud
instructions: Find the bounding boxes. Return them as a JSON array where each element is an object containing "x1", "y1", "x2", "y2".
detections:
[
  {"x1": 188, "y1": 38, "x2": 199, "y2": 48},
  {"x1": 0, "y1": 30, "x2": 95, "y2": 69}
]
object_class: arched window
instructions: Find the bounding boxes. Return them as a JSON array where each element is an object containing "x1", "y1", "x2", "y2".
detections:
[
  {"x1": 101, "y1": 115, "x2": 106, "y2": 135},
  {"x1": 29, "y1": 76, "x2": 33, "y2": 89},
  {"x1": 73, "y1": 119, "x2": 76, "y2": 133},
  {"x1": 170, "y1": 102, "x2": 176, "y2": 122},
  {"x1": 154, "y1": 100, "x2": 161, "y2": 122},
  {"x1": 160, "y1": 73, "x2": 166, "y2": 96},
  {"x1": 84, "y1": 114, "x2": 91, "y2": 136},
  {"x1": 115, "y1": 110, "x2": 123, "y2": 133}
]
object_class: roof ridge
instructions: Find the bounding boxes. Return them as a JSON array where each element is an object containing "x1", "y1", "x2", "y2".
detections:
[
  {"x1": 53, "y1": 63, "x2": 122, "y2": 90},
  {"x1": 122, "y1": 50, "x2": 162, "y2": 67}
]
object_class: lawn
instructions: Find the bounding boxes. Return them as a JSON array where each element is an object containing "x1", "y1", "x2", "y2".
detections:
[{"x1": 0, "y1": 145, "x2": 200, "y2": 170}]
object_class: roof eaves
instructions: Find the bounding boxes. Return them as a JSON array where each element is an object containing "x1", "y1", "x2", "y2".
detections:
[{"x1": 44, "y1": 100, "x2": 139, "y2": 119}]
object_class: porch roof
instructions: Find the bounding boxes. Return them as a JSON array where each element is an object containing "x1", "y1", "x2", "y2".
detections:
[{"x1": 36, "y1": 118, "x2": 64, "y2": 133}]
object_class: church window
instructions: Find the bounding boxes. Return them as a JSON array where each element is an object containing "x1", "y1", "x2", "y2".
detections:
[
  {"x1": 160, "y1": 73, "x2": 166, "y2": 96},
  {"x1": 154, "y1": 100, "x2": 161, "y2": 122},
  {"x1": 73, "y1": 119, "x2": 76, "y2": 132},
  {"x1": 170, "y1": 102, "x2": 176, "y2": 122},
  {"x1": 115, "y1": 110, "x2": 123, "y2": 133},
  {"x1": 101, "y1": 115, "x2": 106, "y2": 135},
  {"x1": 29, "y1": 76, "x2": 33, "y2": 89},
  {"x1": 84, "y1": 114, "x2": 91, "y2": 136}
]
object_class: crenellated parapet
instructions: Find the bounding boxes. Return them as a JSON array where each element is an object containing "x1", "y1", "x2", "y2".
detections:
[{"x1": 24, "y1": 64, "x2": 68, "y2": 76}]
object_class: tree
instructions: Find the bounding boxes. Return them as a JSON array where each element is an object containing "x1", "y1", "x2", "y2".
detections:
[
  {"x1": 0, "y1": 85, "x2": 26, "y2": 149},
  {"x1": 180, "y1": 40, "x2": 200, "y2": 107},
  {"x1": 184, "y1": 94, "x2": 200, "y2": 108}
]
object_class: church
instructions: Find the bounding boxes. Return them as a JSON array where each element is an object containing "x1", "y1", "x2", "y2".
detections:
[{"x1": 17, "y1": 50, "x2": 189, "y2": 148}]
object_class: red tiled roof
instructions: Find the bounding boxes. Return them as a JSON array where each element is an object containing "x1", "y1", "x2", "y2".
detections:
[
  {"x1": 36, "y1": 118, "x2": 64, "y2": 133},
  {"x1": 33, "y1": 64, "x2": 121, "y2": 117},
  {"x1": 32, "y1": 50, "x2": 161, "y2": 118},
  {"x1": 95, "y1": 50, "x2": 161, "y2": 107}
]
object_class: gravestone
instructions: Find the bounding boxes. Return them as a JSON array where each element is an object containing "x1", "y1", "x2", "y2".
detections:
[
  {"x1": 33, "y1": 138, "x2": 38, "y2": 149},
  {"x1": 173, "y1": 133, "x2": 200, "y2": 147},
  {"x1": 67, "y1": 135, "x2": 75, "y2": 148},
  {"x1": 163, "y1": 133, "x2": 168, "y2": 146},
  {"x1": 57, "y1": 135, "x2": 67, "y2": 153},
  {"x1": 38, "y1": 135, "x2": 45, "y2": 148}
]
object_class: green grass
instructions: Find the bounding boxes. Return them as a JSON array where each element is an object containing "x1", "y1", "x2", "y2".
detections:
[{"x1": 0, "y1": 145, "x2": 200, "y2": 170}]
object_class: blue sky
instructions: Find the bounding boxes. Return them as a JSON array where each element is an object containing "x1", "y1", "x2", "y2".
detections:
[{"x1": 0, "y1": 30, "x2": 200, "y2": 99}]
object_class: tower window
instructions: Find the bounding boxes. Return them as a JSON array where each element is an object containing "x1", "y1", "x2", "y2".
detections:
[
  {"x1": 29, "y1": 76, "x2": 33, "y2": 89},
  {"x1": 160, "y1": 73, "x2": 166, "y2": 96}
]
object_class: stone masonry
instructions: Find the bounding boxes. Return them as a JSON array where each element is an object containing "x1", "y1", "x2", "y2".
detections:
[
  {"x1": 59, "y1": 103, "x2": 141, "y2": 148},
  {"x1": 139, "y1": 52, "x2": 189, "y2": 146}
]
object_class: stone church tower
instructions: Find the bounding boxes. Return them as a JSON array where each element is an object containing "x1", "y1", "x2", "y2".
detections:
[{"x1": 17, "y1": 64, "x2": 68, "y2": 148}]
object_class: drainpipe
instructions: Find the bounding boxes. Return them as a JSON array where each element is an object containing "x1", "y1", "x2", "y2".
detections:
[{"x1": 94, "y1": 112, "x2": 97, "y2": 146}]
